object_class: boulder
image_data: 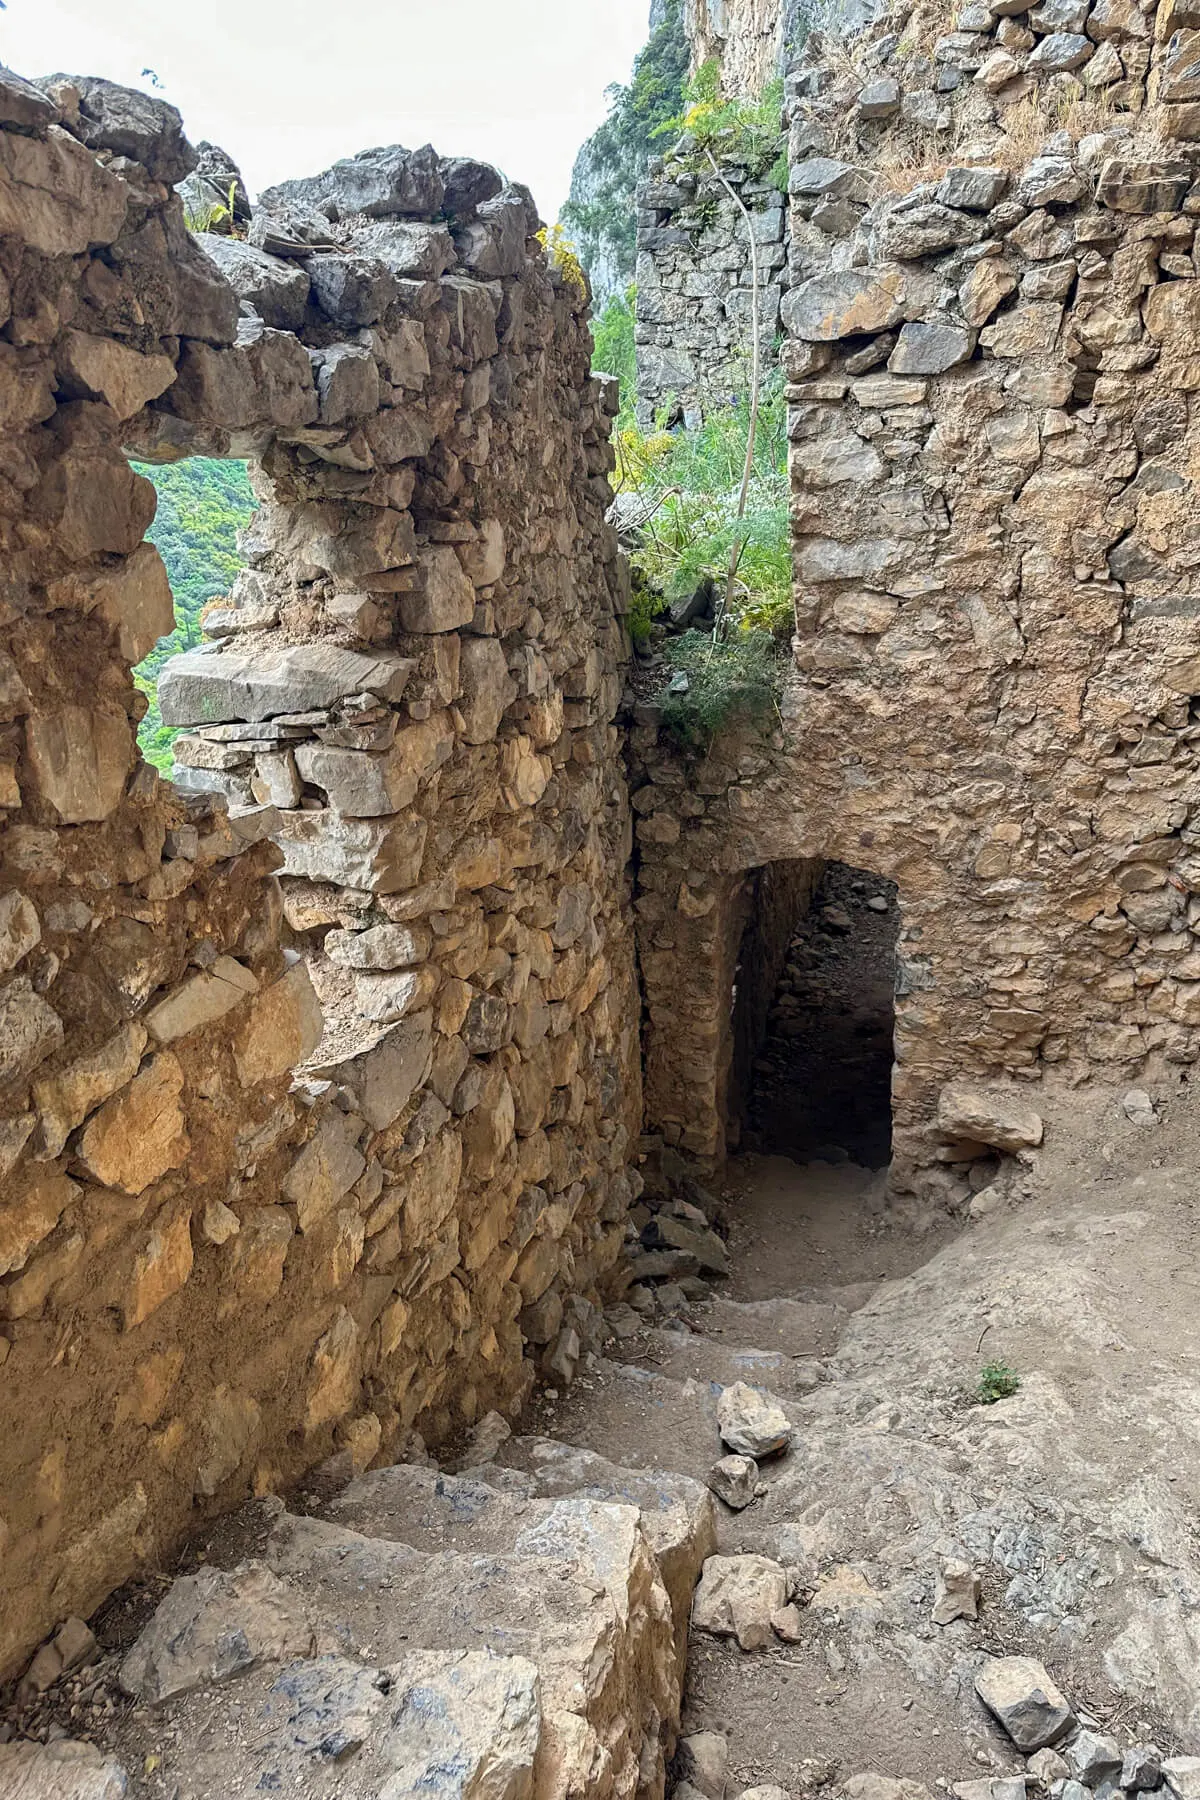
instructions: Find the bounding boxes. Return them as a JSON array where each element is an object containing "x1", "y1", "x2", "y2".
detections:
[
  {"x1": 937, "y1": 1084, "x2": 1044, "y2": 1151},
  {"x1": 692, "y1": 1553, "x2": 789, "y2": 1651},
  {"x1": 717, "y1": 1382, "x2": 792, "y2": 1458},
  {"x1": 974, "y1": 1655, "x2": 1075, "y2": 1750},
  {"x1": 888, "y1": 321, "x2": 974, "y2": 373},
  {"x1": 57, "y1": 73, "x2": 198, "y2": 182}
]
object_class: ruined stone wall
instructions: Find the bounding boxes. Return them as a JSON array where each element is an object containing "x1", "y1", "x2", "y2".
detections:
[
  {"x1": 636, "y1": 156, "x2": 787, "y2": 424},
  {"x1": 0, "y1": 67, "x2": 636, "y2": 1676},
  {"x1": 634, "y1": 0, "x2": 1200, "y2": 1198}
]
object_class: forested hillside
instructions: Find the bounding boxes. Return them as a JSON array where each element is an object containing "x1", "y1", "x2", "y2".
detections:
[
  {"x1": 133, "y1": 458, "x2": 256, "y2": 771},
  {"x1": 562, "y1": 0, "x2": 688, "y2": 298}
]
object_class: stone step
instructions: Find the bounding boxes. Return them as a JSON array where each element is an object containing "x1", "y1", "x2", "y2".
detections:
[
  {"x1": 323, "y1": 1452, "x2": 714, "y2": 1685},
  {"x1": 108, "y1": 1493, "x2": 681, "y2": 1800},
  {"x1": 467, "y1": 1435, "x2": 716, "y2": 1675}
]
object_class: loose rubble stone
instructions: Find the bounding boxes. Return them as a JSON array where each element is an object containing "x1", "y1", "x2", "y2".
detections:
[
  {"x1": 708, "y1": 1453, "x2": 760, "y2": 1509},
  {"x1": 692, "y1": 1553, "x2": 790, "y2": 1651},
  {"x1": 937, "y1": 1084, "x2": 1044, "y2": 1150},
  {"x1": 0, "y1": 1739, "x2": 129, "y2": 1799},
  {"x1": 974, "y1": 1656, "x2": 1076, "y2": 1749},
  {"x1": 717, "y1": 1382, "x2": 792, "y2": 1458},
  {"x1": 932, "y1": 1557, "x2": 981, "y2": 1623}
]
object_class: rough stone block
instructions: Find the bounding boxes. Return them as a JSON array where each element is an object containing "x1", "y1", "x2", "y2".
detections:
[{"x1": 233, "y1": 958, "x2": 323, "y2": 1085}]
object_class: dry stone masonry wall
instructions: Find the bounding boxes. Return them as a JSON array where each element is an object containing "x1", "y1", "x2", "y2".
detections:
[
  {"x1": 636, "y1": 153, "x2": 788, "y2": 425},
  {"x1": 633, "y1": 0, "x2": 1200, "y2": 1199},
  {"x1": 0, "y1": 65, "x2": 638, "y2": 1679}
]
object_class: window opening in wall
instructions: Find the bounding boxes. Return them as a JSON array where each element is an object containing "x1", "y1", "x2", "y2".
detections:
[
  {"x1": 130, "y1": 457, "x2": 258, "y2": 774},
  {"x1": 738, "y1": 861, "x2": 898, "y2": 1170}
]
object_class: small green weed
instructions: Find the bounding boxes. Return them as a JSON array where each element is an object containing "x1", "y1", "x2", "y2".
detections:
[
  {"x1": 657, "y1": 627, "x2": 780, "y2": 750},
  {"x1": 977, "y1": 1361, "x2": 1021, "y2": 1405}
]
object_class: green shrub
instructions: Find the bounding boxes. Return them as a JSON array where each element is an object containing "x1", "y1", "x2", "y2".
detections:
[
  {"x1": 627, "y1": 573, "x2": 667, "y2": 647},
  {"x1": 591, "y1": 285, "x2": 637, "y2": 426},
  {"x1": 657, "y1": 627, "x2": 781, "y2": 749},
  {"x1": 977, "y1": 1361, "x2": 1021, "y2": 1404},
  {"x1": 660, "y1": 63, "x2": 787, "y2": 187}
]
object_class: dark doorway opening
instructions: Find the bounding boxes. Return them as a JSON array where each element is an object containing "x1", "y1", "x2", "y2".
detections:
[{"x1": 734, "y1": 861, "x2": 898, "y2": 1169}]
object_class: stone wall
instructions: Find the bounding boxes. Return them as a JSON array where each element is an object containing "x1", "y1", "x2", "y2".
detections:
[
  {"x1": 633, "y1": 0, "x2": 1200, "y2": 1199},
  {"x1": 636, "y1": 154, "x2": 787, "y2": 424},
  {"x1": 0, "y1": 68, "x2": 636, "y2": 1676}
]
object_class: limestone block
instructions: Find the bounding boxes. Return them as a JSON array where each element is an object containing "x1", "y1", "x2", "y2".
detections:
[
  {"x1": 159, "y1": 642, "x2": 414, "y2": 725},
  {"x1": 283, "y1": 1109, "x2": 367, "y2": 1232},
  {"x1": 145, "y1": 956, "x2": 258, "y2": 1043},
  {"x1": 0, "y1": 890, "x2": 39, "y2": 976},
  {"x1": 31, "y1": 448, "x2": 156, "y2": 561},
  {"x1": 460, "y1": 1067, "x2": 514, "y2": 1180},
  {"x1": 456, "y1": 519, "x2": 506, "y2": 586},
  {"x1": 936, "y1": 1084, "x2": 1043, "y2": 1150},
  {"x1": 353, "y1": 967, "x2": 433, "y2": 1025},
  {"x1": 195, "y1": 233, "x2": 310, "y2": 331},
  {"x1": 48, "y1": 542, "x2": 175, "y2": 667},
  {"x1": 232, "y1": 958, "x2": 323, "y2": 1085},
  {"x1": 78, "y1": 1053, "x2": 189, "y2": 1195},
  {"x1": 0, "y1": 1738, "x2": 129, "y2": 1800},
  {"x1": 974, "y1": 1656, "x2": 1075, "y2": 1749},
  {"x1": 401, "y1": 544, "x2": 478, "y2": 633},
  {"x1": 223, "y1": 1207, "x2": 293, "y2": 1306},
  {"x1": 306, "y1": 253, "x2": 397, "y2": 327},
  {"x1": 0, "y1": 978, "x2": 64, "y2": 1088},
  {"x1": 784, "y1": 264, "x2": 909, "y2": 342},
  {"x1": 324, "y1": 924, "x2": 431, "y2": 969},
  {"x1": 170, "y1": 327, "x2": 317, "y2": 432},
  {"x1": 0, "y1": 1169, "x2": 76, "y2": 1278},
  {"x1": 0, "y1": 125, "x2": 128, "y2": 256},
  {"x1": 1101, "y1": 158, "x2": 1194, "y2": 210},
  {"x1": 121, "y1": 1563, "x2": 314, "y2": 1704},
  {"x1": 459, "y1": 636, "x2": 515, "y2": 743},
  {"x1": 305, "y1": 1305, "x2": 360, "y2": 1430},
  {"x1": 716, "y1": 1382, "x2": 792, "y2": 1458},
  {"x1": 25, "y1": 706, "x2": 133, "y2": 824},
  {"x1": 364, "y1": 402, "x2": 435, "y2": 463},
  {"x1": 124, "y1": 1205, "x2": 194, "y2": 1328},
  {"x1": 936, "y1": 165, "x2": 1007, "y2": 208},
  {"x1": 275, "y1": 811, "x2": 428, "y2": 893},
  {"x1": 888, "y1": 321, "x2": 974, "y2": 374},
  {"x1": 66, "y1": 74, "x2": 196, "y2": 183},
  {"x1": 959, "y1": 259, "x2": 1019, "y2": 327},
  {"x1": 33, "y1": 1020, "x2": 147, "y2": 1158},
  {"x1": 56, "y1": 331, "x2": 176, "y2": 420},
  {"x1": 313, "y1": 341, "x2": 380, "y2": 424},
  {"x1": 979, "y1": 301, "x2": 1063, "y2": 356},
  {"x1": 0, "y1": 342, "x2": 57, "y2": 431},
  {"x1": 0, "y1": 67, "x2": 60, "y2": 130},
  {"x1": 692, "y1": 1553, "x2": 789, "y2": 1651},
  {"x1": 310, "y1": 1009, "x2": 433, "y2": 1131},
  {"x1": 259, "y1": 144, "x2": 444, "y2": 225}
]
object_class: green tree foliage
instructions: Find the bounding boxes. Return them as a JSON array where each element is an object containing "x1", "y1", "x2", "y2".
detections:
[
  {"x1": 616, "y1": 370, "x2": 792, "y2": 639},
  {"x1": 132, "y1": 458, "x2": 257, "y2": 772},
  {"x1": 562, "y1": 0, "x2": 689, "y2": 292},
  {"x1": 590, "y1": 284, "x2": 637, "y2": 426}
]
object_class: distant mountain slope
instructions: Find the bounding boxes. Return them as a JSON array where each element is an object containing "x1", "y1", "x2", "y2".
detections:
[
  {"x1": 562, "y1": 0, "x2": 689, "y2": 302},
  {"x1": 133, "y1": 458, "x2": 257, "y2": 772}
]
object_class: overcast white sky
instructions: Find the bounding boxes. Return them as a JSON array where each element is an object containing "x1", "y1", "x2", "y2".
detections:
[{"x1": 0, "y1": 0, "x2": 650, "y2": 220}]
